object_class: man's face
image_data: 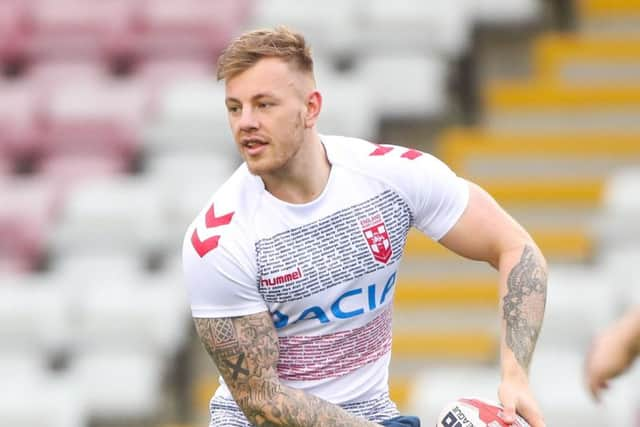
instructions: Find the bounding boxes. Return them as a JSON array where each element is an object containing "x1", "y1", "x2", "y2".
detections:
[{"x1": 224, "y1": 57, "x2": 312, "y2": 177}]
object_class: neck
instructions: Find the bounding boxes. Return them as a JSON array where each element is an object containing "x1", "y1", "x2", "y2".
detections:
[{"x1": 262, "y1": 133, "x2": 331, "y2": 204}]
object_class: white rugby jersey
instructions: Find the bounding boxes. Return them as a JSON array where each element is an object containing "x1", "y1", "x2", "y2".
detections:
[{"x1": 182, "y1": 135, "x2": 469, "y2": 426}]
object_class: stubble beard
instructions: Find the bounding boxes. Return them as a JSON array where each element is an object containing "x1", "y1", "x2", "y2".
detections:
[{"x1": 245, "y1": 113, "x2": 306, "y2": 179}]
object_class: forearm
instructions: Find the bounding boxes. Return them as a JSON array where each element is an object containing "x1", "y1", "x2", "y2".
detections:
[
  {"x1": 616, "y1": 307, "x2": 640, "y2": 357},
  {"x1": 499, "y1": 243, "x2": 547, "y2": 375},
  {"x1": 194, "y1": 315, "x2": 380, "y2": 427},
  {"x1": 237, "y1": 377, "x2": 380, "y2": 427}
]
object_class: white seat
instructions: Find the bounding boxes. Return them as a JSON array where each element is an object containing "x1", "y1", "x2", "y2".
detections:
[
  {"x1": 596, "y1": 167, "x2": 640, "y2": 249},
  {"x1": 357, "y1": 0, "x2": 471, "y2": 58},
  {"x1": 536, "y1": 264, "x2": 618, "y2": 353},
  {"x1": 144, "y1": 78, "x2": 235, "y2": 156},
  {"x1": 317, "y1": 73, "x2": 378, "y2": 140},
  {"x1": 0, "y1": 372, "x2": 87, "y2": 427},
  {"x1": 0, "y1": 281, "x2": 70, "y2": 355},
  {"x1": 146, "y1": 151, "x2": 239, "y2": 252},
  {"x1": 49, "y1": 176, "x2": 168, "y2": 258},
  {"x1": 467, "y1": 0, "x2": 542, "y2": 25},
  {"x1": 599, "y1": 246, "x2": 640, "y2": 309},
  {"x1": 250, "y1": 0, "x2": 360, "y2": 59},
  {"x1": 356, "y1": 54, "x2": 448, "y2": 119},
  {"x1": 530, "y1": 349, "x2": 637, "y2": 426},
  {"x1": 69, "y1": 350, "x2": 163, "y2": 421},
  {"x1": 72, "y1": 273, "x2": 190, "y2": 357},
  {"x1": 51, "y1": 252, "x2": 144, "y2": 281}
]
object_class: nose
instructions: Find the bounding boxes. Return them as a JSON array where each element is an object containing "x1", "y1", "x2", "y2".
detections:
[{"x1": 238, "y1": 106, "x2": 259, "y2": 132}]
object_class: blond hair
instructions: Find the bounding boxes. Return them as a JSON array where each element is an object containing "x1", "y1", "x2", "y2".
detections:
[{"x1": 216, "y1": 26, "x2": 314, "y2": 81}]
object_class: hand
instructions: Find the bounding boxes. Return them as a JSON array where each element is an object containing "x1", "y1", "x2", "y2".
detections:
[
  {"x1": 498, "y1": 374, "x2": 545, "y2": 427},
  {"x1": 585, "y1": 317, "x2": 640, "y2": 401}
]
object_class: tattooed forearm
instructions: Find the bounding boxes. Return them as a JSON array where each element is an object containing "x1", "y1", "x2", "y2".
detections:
[
  {"x1": 193, "y1": 313, "x2": 378, "y2": 427},
  {"x1": 502, "y1": 244, "x2": 547, "y2": 369}
]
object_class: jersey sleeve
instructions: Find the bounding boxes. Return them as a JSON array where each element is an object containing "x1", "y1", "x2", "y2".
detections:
[
  {"x1": 405, "y1": 152, "x2": 469, "y2": 240},
  {"x1": 182, "y1": 223, "x2": 268, "y2": 319}
]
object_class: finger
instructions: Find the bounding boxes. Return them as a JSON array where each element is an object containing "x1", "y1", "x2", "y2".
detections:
[
  {"x1": 518, "y1": 405, "x2": 545, "y2": 427},
  {"x1": 500, "y1": 397, "x2": 517, "y2": 423}
]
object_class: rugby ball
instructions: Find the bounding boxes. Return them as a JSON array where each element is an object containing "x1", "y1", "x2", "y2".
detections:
[{"x1": 436, "y1": 397, "x2": 531, "y2": 427}]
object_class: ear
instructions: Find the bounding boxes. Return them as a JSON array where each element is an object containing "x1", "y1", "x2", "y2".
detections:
[{"x1": 303, "y1": 90, "x2": 322, "y2": 129}]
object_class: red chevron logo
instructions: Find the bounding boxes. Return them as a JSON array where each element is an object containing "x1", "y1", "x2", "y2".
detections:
[
  {"x1": 205, "y1": 204, "x2": 234, "y2": 228},
  {"x1": 191, "y1": 229, "x2": 221, "y2": 257},
  {"x1": 191, "y1": 204, "x2": 235, "y2": 257},
  {"x1": 400, "y1": 149, "x2": 423, "y2": 160},
  {"x1": 369, "y1": 145, "x2": 394, "y2": 156}
]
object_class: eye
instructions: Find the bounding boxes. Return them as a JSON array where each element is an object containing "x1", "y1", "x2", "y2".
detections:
[
  {"x1": 258, "y1": 102, "x2": 271, "y2": 109},
  {"x1": 227, "y1": 105, "x2": 240, "y2": 113}
]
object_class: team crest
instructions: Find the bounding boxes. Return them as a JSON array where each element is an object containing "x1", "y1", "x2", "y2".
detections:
[{"x1": 359, "y1": 212, "x2": 392, "y2": 264}]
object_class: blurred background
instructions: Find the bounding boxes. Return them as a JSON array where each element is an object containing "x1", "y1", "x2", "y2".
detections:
[{"x1": 1, "y1": 0, "x2": 640, "y2": 426}]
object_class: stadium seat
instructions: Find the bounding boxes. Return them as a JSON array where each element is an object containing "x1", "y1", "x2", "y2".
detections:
[
  {"x1": 35, "y1": 154, "x2": 129, "y2": 187},
  {"x1": 0, "y1": 371, "x2": 87, "y2": 427},
  {"x1": 468, "y1": 0, "x2": 541, "y2": 25},
  {"x1": 597, "y1": 167, "x2": 640, "y2": 248},
  {"x1": 28, "y1": 60, "x2": 108, "y2": 84},
  {"x1": 136, "y1": 59, "x2": 214, "y2": 104},
  {"x1": 535, "y1": 264, "x2": 618, "y2": 353},
  {"x1": 598, "y1": 246, "x2": 640, "y2": 307},
  {"x1": 250, "y1": 0, "x2": 360, "y2": 59},
  {"x1": 358, "y1": 0, "x2": 471, "y2": 58},
  {"x1": 144, "y1": 78, "x2": 234, "y2": 156},
  {"x1": 132, "y1": 0, "x2": 238, "y2": 62},
  {"x1": 146, "y1": 151, "x2": 236, "y2": 248},
  {"x1": 530, "y1": 349, "x2": 638, "y2": 426},
  {"x1": 69, "y1": 350, "x2": 164, "y2": 421},
  {"x1": 39, "y1": 79, "x2": 147, "y2": 166},
  {"x1": 356, "y1": 54, "x2": 448, "y2": 119},
  {"x1": 71, "y1": 273, "x2": 190, "y2": 358},
  {"x1": 0, "y1": 278, "x2": 70, "y2": 355},
  {"x1": 24, "y1": 0, "x2": 135, "y2": 64},
  {"x1": 317, "y1": 74, "x2": 378, "y2": 140},
  {"x1": 0, "y1": 177, "x2": 60, "y2": 272},
  {"x1": 0, "y1": 79, "x2": 43, "y2": 163},
  {"x1": 50, "y1": 251, "x2": 145, "y2": 282},
  {"x1": 0, "y1": 155, "x2": 13, "y2": 176},
  {"x1": 49, "y1": 176, "x2": 168, "y2": 259},
  {"x1": 0, "y1": 1, "x2": 29, "y2": 66}
]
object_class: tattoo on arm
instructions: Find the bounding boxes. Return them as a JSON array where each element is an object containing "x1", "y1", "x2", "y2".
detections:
[
  {"x1": 502, "y1": 244, "x2": 547, "y2": 368},
  {"x1": 193, "y1": 313, "x2": 378, "y2": 427}
]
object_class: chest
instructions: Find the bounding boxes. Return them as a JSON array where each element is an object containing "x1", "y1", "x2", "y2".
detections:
[{"x1": 254, "y1": 190, "x2": 412, "y2": 330}]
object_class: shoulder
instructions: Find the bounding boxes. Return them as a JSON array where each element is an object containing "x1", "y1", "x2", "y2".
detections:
[
  {"x1": 322, "y1": 134, "x2": 455, "y2": 191},
  {"x1": 183, "y1": 163, "x2": 260, "y2": 262}
]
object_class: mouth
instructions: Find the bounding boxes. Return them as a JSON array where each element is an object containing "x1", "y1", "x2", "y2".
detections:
[{"x1": 241, "y1": 137, "x2": 268, "y2": 156}]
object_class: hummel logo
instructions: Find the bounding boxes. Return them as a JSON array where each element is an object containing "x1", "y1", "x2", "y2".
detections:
[{"x1": 191, "y1": 203, "x2": 234, "y2": 258}]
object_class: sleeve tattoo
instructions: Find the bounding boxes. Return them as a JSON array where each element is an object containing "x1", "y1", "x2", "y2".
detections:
[
  {"x1": 193, "y1": 312, "x2": 379, "y2": 427},
  {"x1": 502, "y1": 244, "x2": 547, "y2": 369}
]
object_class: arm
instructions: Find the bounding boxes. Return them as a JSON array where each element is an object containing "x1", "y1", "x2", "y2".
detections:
[
  {"x1": 438, "y1": 181, "x2": 547, "y2": 427},
  {"x1": 194, "y1": 311, "x2": 380, "y2": 427},
  {"x1": 585, "y1": 306, "x2": 640, "y2": 401}
]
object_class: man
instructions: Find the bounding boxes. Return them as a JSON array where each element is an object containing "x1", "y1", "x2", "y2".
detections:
[
  {"x1": 182, "y1": 26, "x2": 547, "y2": 427},
  {"x1": 585, "y1": 306, "x2": 640, "y2": 401}
]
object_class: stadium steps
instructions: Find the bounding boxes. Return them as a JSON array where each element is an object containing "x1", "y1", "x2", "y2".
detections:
[
  {"x1": 395, "y1": 278, "x2": 498, "y2": 308},
  {"x1": 438, "y1": 128, "x2": 640, "y2": 174},
  {"x1": 578, "y1": 0, "x2": 640, "y2": 19},
  {"x1": 533, "y1": 34, "x2": 640, "y2": 83},
  {"x1": 403, "y1": 227, "x2": 592, "y2": 262},
  {"x1": 486, "y1": 80, "x2": 640, "y2": 110},
  {"x1": 577, "y1": 0, "x2": 640, "y2": 34}
]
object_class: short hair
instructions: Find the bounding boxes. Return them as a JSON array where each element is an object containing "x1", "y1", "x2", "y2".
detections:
[{"x1": 216, "y1": 26, "x2": 314, "y2": 81}]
